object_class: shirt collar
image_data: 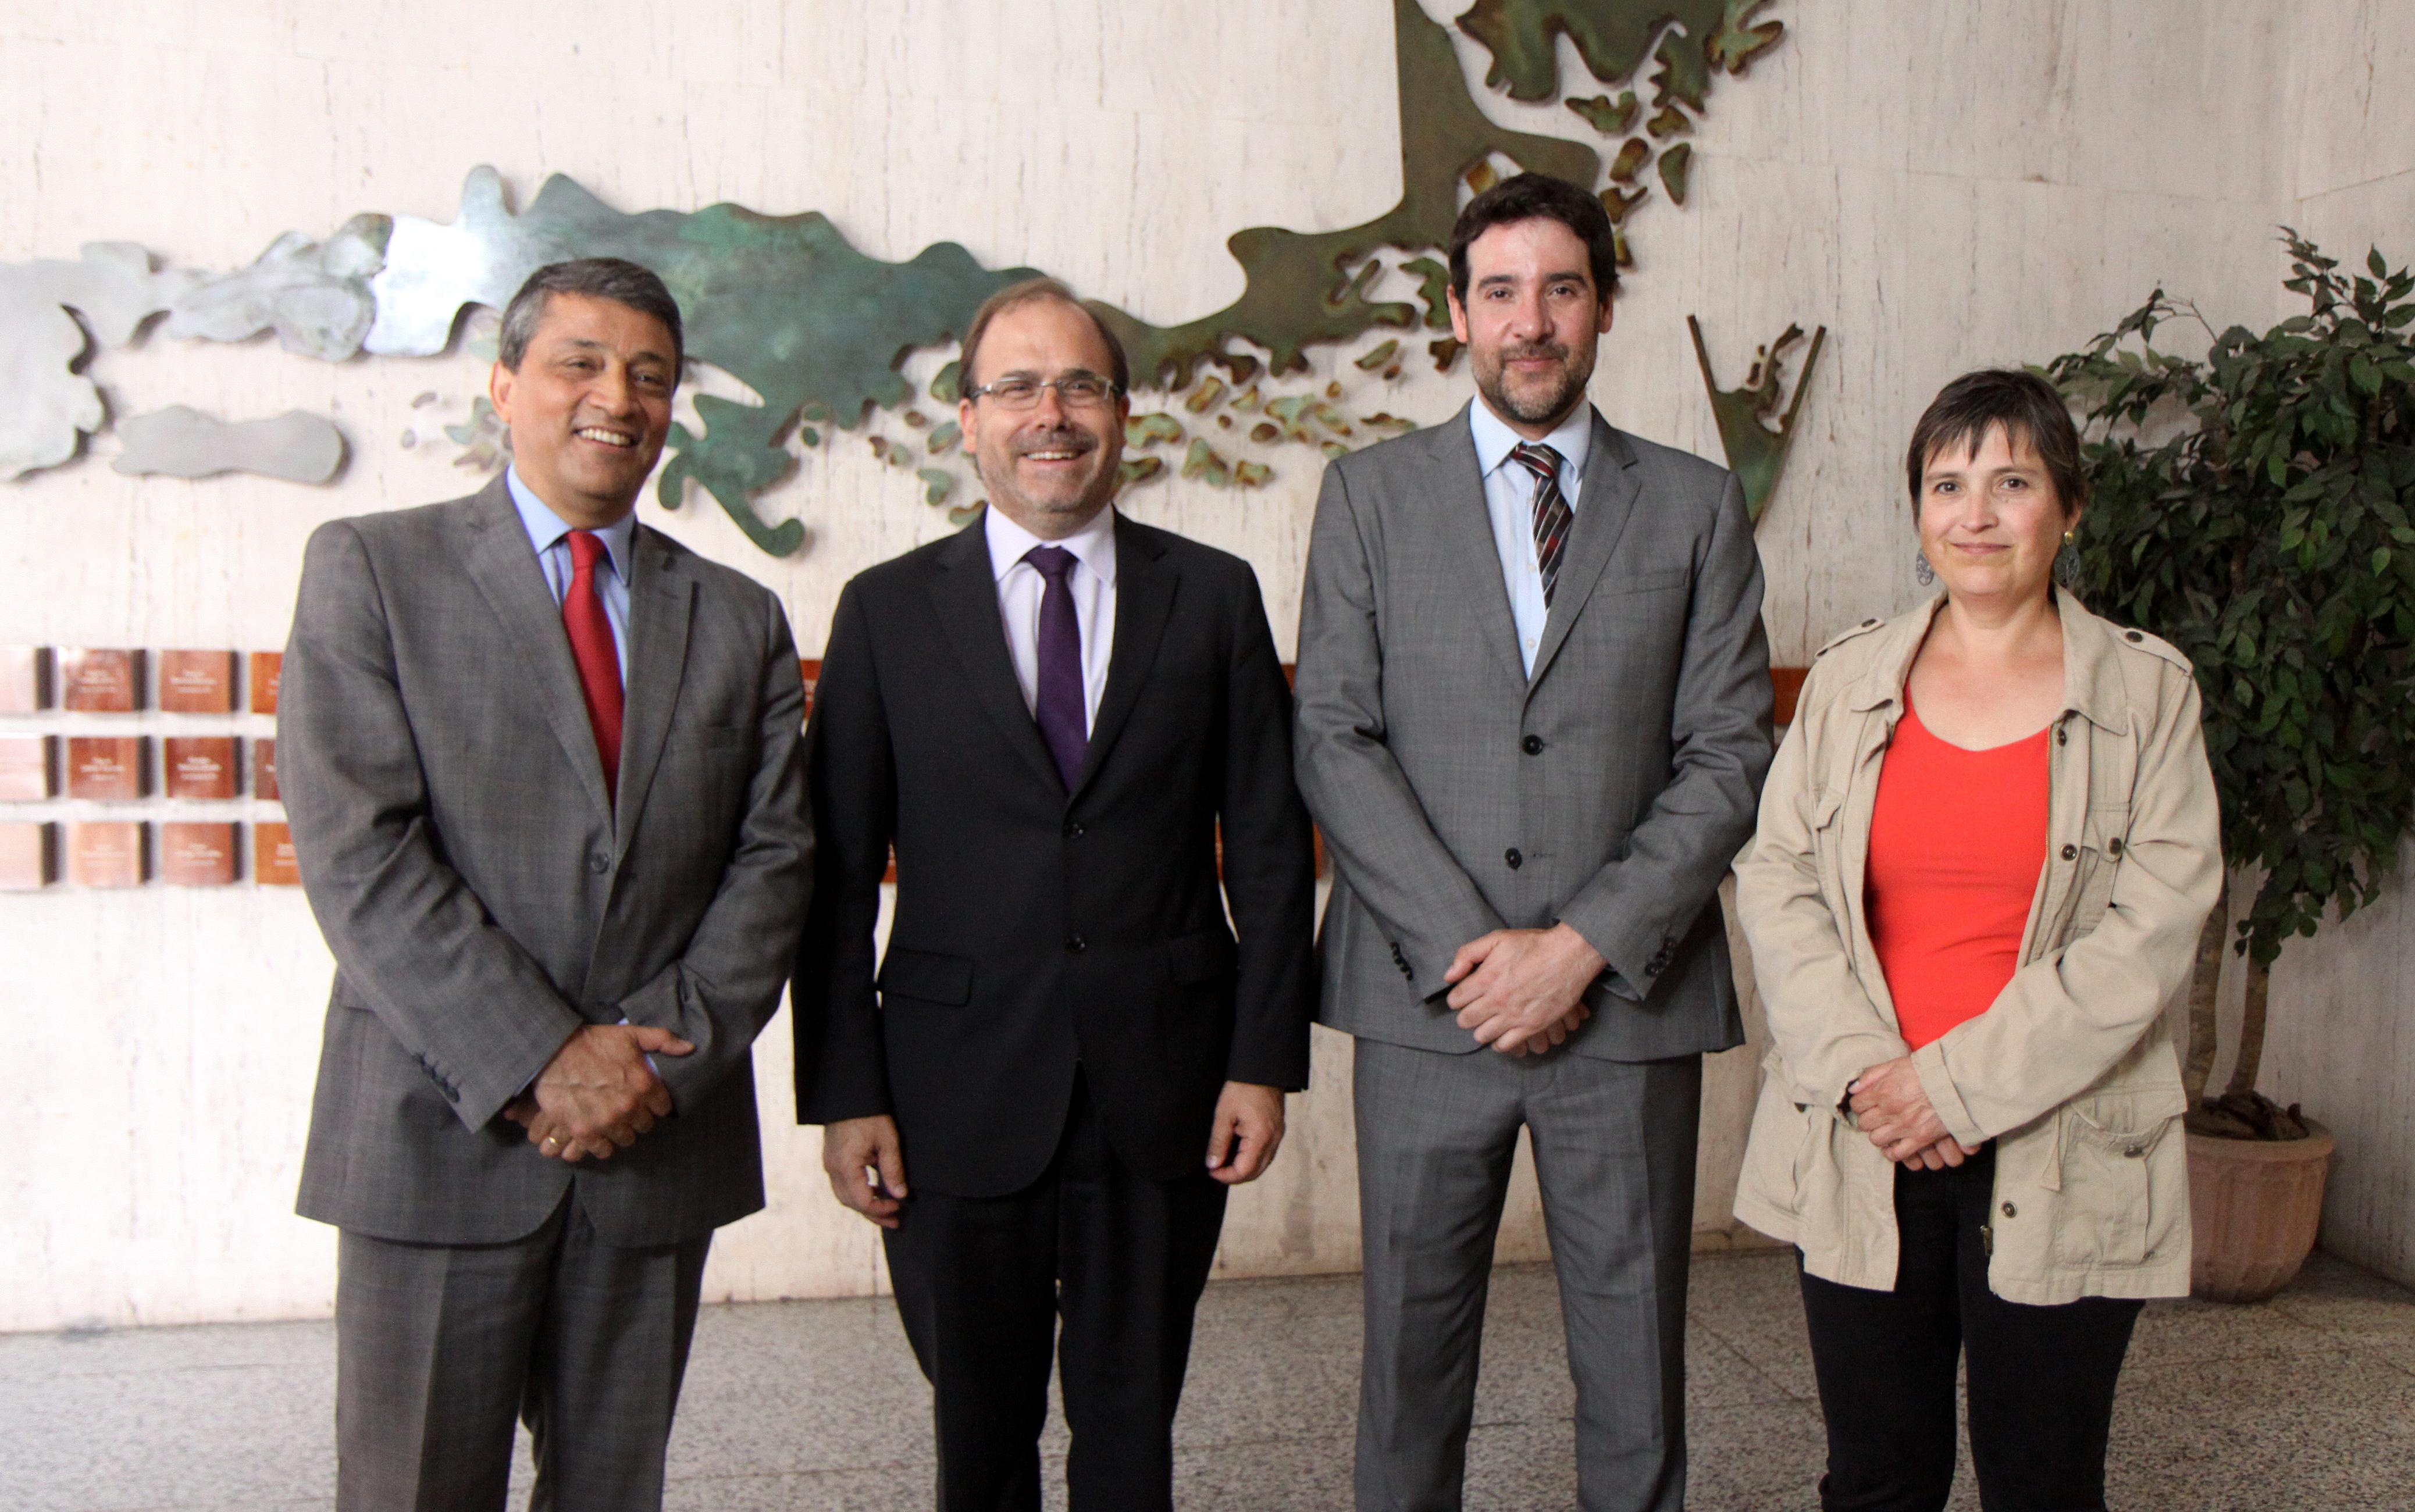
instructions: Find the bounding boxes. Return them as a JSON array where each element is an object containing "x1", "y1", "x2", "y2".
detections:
[
  {"x1": 1847, "y1": 586, "x2": 2134, "y2": 735},
  {"x1": 984, "y1": 503, "x2": 1120, "y2": 587},
  {"x1": 507, "y1": 466, "x2": 637, "y2": 583},
  {"x1": 1469, "y1": 397, "x2": 1596, "y2": 491}
]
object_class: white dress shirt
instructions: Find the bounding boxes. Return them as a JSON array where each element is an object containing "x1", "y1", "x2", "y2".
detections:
[
  {"x1": 1469, "y1": 399, "x2": 1597, "y2": 677},
  {"x1": 985, "y1": 504, "x2": 1117, "y2": 733}
]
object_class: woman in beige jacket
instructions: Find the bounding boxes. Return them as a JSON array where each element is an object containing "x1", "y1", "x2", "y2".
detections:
[{"x1": 1733, "y1": 370, "x2": 2222, "y2": 1512}]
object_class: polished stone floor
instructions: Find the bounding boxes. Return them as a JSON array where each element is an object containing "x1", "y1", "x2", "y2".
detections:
[{"x1": 8, "y1": 1249, "x2": 2414, "y2": 1510}]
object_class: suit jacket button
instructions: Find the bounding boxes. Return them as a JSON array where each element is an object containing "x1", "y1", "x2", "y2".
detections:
[
  {"x1": 587, "y1": 852, "x2": 610, "y2": 875},
  {"x1": 2062, "y1": 844, "x2": 2079, "y2": 861},
  {"x1": 1504, "y1": 847, "x2": 1522, "y2": 869},
  {"x1": 1063, "y1": 820, "x2": 1085, "y2": 839},
  {"x1": 1064, "y1": 935, "x2": 1087, "y2": 955},
  {"x1": 1522, "y1": 735, "x2": 1544, "y2": 755},
  {"x1": 2108, "y1": 837, "x2": 2125, "y2": 857}
]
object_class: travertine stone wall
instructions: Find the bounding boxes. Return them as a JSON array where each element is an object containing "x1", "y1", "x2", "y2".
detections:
[
  {"x1": 2253, "y1": 0, "x2": 2415, "y2": 1289},
  {"x1": 9, "y1": 0, "x2": 2398, "y2": 1330}
]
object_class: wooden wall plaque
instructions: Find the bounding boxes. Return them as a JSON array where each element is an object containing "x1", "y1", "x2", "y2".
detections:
[
  {"x1": 249, "y1": 651, "x2": 283, "y2": 715},
  {"x1": 0, "y1": 822, "x2": 53, "y2": 889},
  {"x1": 159, "y1": 649, "x2": 238, "y2": 714},
  {"x1": 59, "y1": 648, "x2": 143, "y2": 712},
  {"x1": 67, "y1": 736, "x2": 147, "y2": 800},
  {"x1": 67, "y1": 821, "x2": 145, "y2": 888},
  {"x1": 164, "y1": 736, "x2": 240, "y2": 800},
  {"x1": 0, "y1": 735, "x2": 55, "y2": 801},
  {"x1": 254, "y1": 821, "x2": 301, "y2": 886},
  {"x1": 254, "y1": 738, "x2": 279, "y2": 801},
  {"x1": 161, "y1": 822, "x2": 239, "y2": 886},
  {"x1": 0, "y1": 646, "x2": 48, "y2": 712}
]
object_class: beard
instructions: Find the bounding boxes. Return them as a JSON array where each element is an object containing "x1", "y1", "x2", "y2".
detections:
[
  {"x1": 983, "y1": 423, "x2": 1116, "y2": 519},
  {"x1": 1473, "y1": 338, "x2": 1595, "y2": 429}
]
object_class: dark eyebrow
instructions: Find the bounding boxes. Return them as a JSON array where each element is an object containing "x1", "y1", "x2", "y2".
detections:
[{"x1": 554, "y1": 337, "x2": 674, "y2": 367}]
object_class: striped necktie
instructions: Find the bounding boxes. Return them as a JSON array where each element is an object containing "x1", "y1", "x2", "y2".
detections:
[{"x1": 1509, "y1": 441, "x2": 1573, "y2": 607}]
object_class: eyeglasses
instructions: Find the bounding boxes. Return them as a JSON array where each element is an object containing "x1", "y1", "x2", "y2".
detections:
[{"x1": 961, "y1": 372, "x2": 1123, "y2": 410}]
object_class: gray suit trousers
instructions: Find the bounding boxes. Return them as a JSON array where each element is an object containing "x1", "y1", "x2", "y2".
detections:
[
  {"x1": 1353, "y1": 1039, "x2": 1701, "y2": 1512},
  {"x1": 334, "y1": 1192, "x2": 711, "y2": 1512}
]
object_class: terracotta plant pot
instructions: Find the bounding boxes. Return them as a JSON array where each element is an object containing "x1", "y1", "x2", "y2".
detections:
[{"x1": 2185, "y1": 1118, "x2": 2336, "y2": 1304}]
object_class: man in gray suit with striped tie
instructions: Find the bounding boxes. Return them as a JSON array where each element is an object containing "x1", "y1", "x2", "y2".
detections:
[
  {"x1": 1294, "y1": 175, "x2": 1772, "y2": 1511},
  {"x1": 281, "y1": 258, "x2": 813, "y2": 1510}
]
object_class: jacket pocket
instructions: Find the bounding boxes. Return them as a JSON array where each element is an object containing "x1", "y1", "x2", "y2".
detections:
[
  {"x1": 2051, "y1": 1097, "x2": 2181, "y2": 1268},
  {"x1": 1166, "y1": 928, "x2": 1239, "y2": 986},
  {"x1": 1608, "y1": 566, "x2": 1688, "y2": 595},
  {"x1": 878, "y1": 947, "x2": 974, "y2": 1007},
  {"x1": 2066, "y1": 804, "x2": 2131, "y2": 941}
]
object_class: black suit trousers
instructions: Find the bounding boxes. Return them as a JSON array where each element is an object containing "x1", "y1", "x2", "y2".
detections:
[
  {"x1": 884, "y1": 1072, "x2": 1228, "y2": 1512},
  {"x1": 1796, "y1": 1147, "x2": 2143, "y2": 1512}
]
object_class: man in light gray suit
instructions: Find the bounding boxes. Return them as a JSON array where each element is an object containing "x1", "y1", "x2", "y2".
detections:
[
  {"x1": 282, "y1": 258, "x2": 813, "y2": 1511},
  {"x1": 1295, "y1": 174, "x2": 1772, "y2": 1511}
]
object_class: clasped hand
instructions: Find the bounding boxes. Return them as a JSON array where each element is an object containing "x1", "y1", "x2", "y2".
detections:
[
  {"x1": 1849, "y1": 1055, "x2": 1981, "y2": 1170},
  {"x1": 1445, "y1": 923, "x2": 1602, "y2": 1055},
  {"x1": 503, "y1": 1023, "x2": 693, "y2": 1162},
  {"x1": 820, "y1": 1080, "x2": 1289, "y2": 1233}
]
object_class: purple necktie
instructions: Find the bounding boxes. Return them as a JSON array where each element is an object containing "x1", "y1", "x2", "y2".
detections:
[{"x1": 1024, "y1": 545, "x2": 1088, "y2": 787}]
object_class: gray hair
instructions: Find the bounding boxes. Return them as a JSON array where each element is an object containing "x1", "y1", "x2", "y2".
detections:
[{"x1": 496, "y1": 258, "x2": 685, "y2": 375}]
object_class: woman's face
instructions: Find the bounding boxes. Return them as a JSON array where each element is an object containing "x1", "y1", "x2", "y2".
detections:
[{"x1": 1917, "y1": 422, "x2": 2072, "y2": 605}]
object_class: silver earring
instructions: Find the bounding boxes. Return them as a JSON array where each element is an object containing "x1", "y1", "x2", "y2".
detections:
[
  {"x1": 2054, "y1": 534, "x2": 2081, "y2": 590},
  {"x1": 1914, "y1": 551, "x2": 1935, "y2": 587}
]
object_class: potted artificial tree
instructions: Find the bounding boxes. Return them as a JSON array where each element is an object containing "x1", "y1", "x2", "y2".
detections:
[{"x1": 2042, "y1": 233, "x2": 2415, "y2": 1303}]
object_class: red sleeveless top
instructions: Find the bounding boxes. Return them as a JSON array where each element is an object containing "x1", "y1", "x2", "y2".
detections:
[{"x1": 1864, "y1": 697, "x2": 2051, "y2": 1050}]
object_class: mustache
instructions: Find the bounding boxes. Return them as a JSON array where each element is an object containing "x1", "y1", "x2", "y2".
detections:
[
  {"x1": 1499, "y1": 341, "x2": 1572, "y2": 363},
  {"x1": 1011, "y1": 427, "x2": 1097, "y2": 457}
]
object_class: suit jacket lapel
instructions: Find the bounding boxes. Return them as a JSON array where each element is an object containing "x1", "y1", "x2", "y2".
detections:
[
  {"x1": 928, "y1": 517, "x2": 1066, "y2": 794},
  {"x1": 1527, "y1": 415, "x2": 1641, "y2": 692},
  {"x1": 611, "y1": 526, "x2": 694, "y2": 856},
  {"x1": 1434, "y1": 406, "x2": 1528, "y2": 687},
  {"x1": 1069, "y1": 513, "x2": 1174, "y2": 800},
  {"x1": 458, "y1": 476, "x2": 614, "y2": 817}
]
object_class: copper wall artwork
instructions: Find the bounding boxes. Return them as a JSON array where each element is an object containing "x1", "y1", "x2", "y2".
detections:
[
  {"x1": 159, "y1": 651, "x2": 237, "y2": 714},
  {"x1": 0, "y1": 735, "x2": 54, "y2": 801},
  {"x1": 0, "y1": 1, "x2": 1797, "y2": 557},
  {"x1": 59, "y1": 648, "x2": 141, "y2": 712},
  {"x1": 0, "y1": 647, "x2": 47, "y2": 712},
  {"x1": 160, "y1": 822, "x2": 238, "y2": 886},
  {"x1": 0, "y1": 822, "x2": 54, "y2": 890},
  {"x1": 0, "y1": 644, "x2": 283, "y2": 890}
]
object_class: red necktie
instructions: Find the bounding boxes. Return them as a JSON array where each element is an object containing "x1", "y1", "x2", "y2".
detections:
[{"x1": 562, "y1": 530, "x2": 624, "y2": 805}]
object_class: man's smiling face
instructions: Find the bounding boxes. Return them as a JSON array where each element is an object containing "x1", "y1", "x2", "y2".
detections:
[
  {"x1": 958, "y1": 295, "x2": 1128, "y2": 540},
  {"x1": 490, "y1": 291, "x2": 678, "y2": 527}
]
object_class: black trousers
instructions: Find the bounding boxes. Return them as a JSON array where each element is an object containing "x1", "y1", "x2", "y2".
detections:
[
  {"x1": 884, "y1": 1072, "x2": 1230, "y2": 1512},
  {"x1": 1796, "y1": 1146, "x2": 2143, "y2": 1512}
]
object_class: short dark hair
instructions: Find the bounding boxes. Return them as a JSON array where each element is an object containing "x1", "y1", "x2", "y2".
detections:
[
  {"x1": 1904, "y1": 369, "x2": 2088, "y2": 518},
  {"x1": 1448, "y1": 173, "x2": 1620, "y2": 305},
  {"x1": 497, "y1": 258, "x2": 685, "y2": 375},
  {"x1": 957, "y1": 277, "x2": 1131, "y2": 397}
]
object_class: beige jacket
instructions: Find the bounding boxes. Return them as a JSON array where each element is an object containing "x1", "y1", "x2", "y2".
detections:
[{"x1": 1733, "y1": 590, "x2": 2222, "y2": 1304}]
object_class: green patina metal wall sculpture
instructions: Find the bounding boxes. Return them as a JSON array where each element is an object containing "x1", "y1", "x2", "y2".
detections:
[
  {"x1": 1687, "y1": 316, "x2": 1825, "y2": 523},
  {"x1": 1, "y1": 1, "x2": 1804, "y2": 554}
]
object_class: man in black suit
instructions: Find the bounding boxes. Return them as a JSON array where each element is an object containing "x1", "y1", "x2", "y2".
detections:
[{"x1": 795, "y1": 277, "x2": 1318, "y2": 1512}]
